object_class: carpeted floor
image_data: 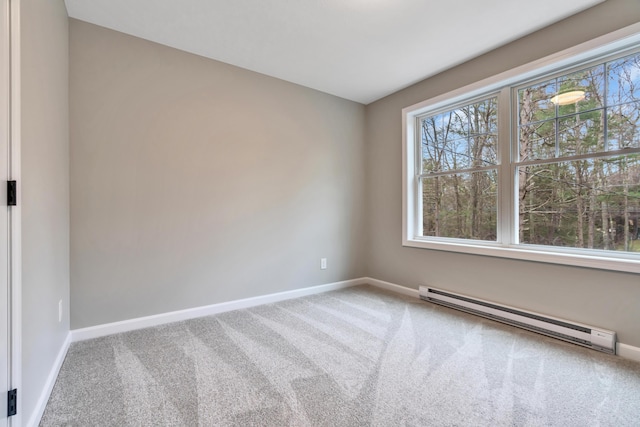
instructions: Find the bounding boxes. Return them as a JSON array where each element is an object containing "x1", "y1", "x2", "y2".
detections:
[{"x1": 40, "y1": 285, "x2": 640, "y2": 426}]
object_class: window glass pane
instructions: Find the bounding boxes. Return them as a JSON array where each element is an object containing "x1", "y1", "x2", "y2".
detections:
[
  {"x1": 518, "y1": 79, "x2": 558, "y2": 162},
  {"x1": 421, "y1": 97, "x2": 498, "y2": 173},
  {"x1": 444, "y1": 137, "x2": 472, "y2": 170},
  {"x1": 421, "y1": 109, "x2": 468, "y2": 147},
  {"x1": 519, "y1": 65, "x2": 610, "y2": 161},
  {"x1": 475, "y1": 134, "x2": 498, "y2": 167},
  {"x1": 469, "y1": 98, "x2": 498, "y2": 134},
  {"x1": 422, "y1": 171, "x2": 497, "y2": 241},
  {"x1": 557, "y1": 64, "x2": 605, "y2": 116},
  {"x1": 518, "y1": 154, "x2": 640, "y2": 252},
  {"x1": 420, "y1": 111, "x2": 470, "y2": 173},
  {"x1": 518, "y1": 79, "x2": 556, "y2": 125},
  {"x1": 607, "y1": 101, "x2": 640, "y2": 150},
  {"x1": 445, "y1": 108, "x2": 469, "y2": 141},
  {"x1": 607, "y1": 52, "x2": 640, "y2": 106},
  {"x1": 519, "y1": 120, "x2": 556, "y2": 160},
  {"x1": 558, "y1": 110, "x2": 605, "y2": 156}
]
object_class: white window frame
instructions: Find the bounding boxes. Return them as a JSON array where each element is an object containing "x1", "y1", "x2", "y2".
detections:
[{"x1": 402, "y1": 24, "x2": 640, "y2": 274}]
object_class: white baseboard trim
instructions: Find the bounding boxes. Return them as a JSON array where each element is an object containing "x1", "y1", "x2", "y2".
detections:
[
  {"x1": 68, "y1": 275, "x2": 640, "y2": 364},
  {"x1": 71, "y1": 278, "x2": 368, "y2": 342},
  {"x1": 27, "y1": 332, "x2": 72, "y2": 427},
  {"x1": 364, "y1": 277, "x2": 420, "y2": 298},
  {"x1": 617, "y1": 342, "x2": 640, "y2": 362}
]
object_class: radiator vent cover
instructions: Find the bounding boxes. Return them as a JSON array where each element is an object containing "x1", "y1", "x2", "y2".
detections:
[{"x1": 419, "y1": 286, "x2": 616, "y2": 354}]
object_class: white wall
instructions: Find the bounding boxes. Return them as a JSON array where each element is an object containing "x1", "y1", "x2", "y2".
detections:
[
  {"x1": 365, "y1": 0, "x2": 640, "y2": 347},
  {"x1": 20, "y1": 0, "x2": 70, "y2": 421},
  {"x1": 69, "y1": 20, "x2": 366, "y2": 329}
]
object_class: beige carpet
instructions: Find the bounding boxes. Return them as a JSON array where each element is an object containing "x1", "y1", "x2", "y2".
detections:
[{"x1": 40, "y1": 285, "x2": 640, "y2": 426}]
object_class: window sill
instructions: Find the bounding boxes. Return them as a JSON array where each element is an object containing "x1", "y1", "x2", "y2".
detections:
[{"x1": 403, "y1": 237, "x2": 640, "y2": 274}]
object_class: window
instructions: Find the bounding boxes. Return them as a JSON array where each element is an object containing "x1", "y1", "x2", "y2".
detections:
[
  {"x1": 420, "y1": 96, "x2": 499, "y2": 241},
  {"x1": 403, "y1": 31, "x2": 640, "y2": 273}
]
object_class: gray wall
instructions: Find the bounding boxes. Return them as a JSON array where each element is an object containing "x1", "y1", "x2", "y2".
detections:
[
  {"x1": 20, "y1": 0, "x2": 70, "y2": 421},
  {"x1": 365, "y1": 0, "x2": 640, "y2": 347},
  {"x1": 69, "y1": 20, "x2": 366, "y2": 329},
  {"x1": 69, "y1": 0, "x2": 640, "y2": 347}
]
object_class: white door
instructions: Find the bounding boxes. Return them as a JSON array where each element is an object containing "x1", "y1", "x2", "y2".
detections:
[{"x1": 0, "y1": 0, "x2": 10, "y2": 424}]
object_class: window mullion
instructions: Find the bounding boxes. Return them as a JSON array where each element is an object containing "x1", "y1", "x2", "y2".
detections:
[
  {"x1": 497, "y1": 87, "x2": 513, "y2": 245},
  {"x1": 415, "y1": 116, "x2": 423, "y2": 238}
]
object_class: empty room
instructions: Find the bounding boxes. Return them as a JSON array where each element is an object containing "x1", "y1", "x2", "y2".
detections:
[{"x1": 2, "y1": 0, "x2": 640, "y2": 425}]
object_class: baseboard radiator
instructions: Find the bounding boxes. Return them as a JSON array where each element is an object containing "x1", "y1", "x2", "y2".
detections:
[{"x1": 419, "y1": 286, "x2": 616, "y2": 354}]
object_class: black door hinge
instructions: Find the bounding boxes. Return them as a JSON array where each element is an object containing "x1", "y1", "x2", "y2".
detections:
[
  {"x1": 7, "y1": 180, "x2": 16, "y2": 206},
  {"x1": 7, "y1": 388, "x2": 17, "y2": 417}
]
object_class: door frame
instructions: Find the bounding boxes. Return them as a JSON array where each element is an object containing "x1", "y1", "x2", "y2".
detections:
[
  {"x1": 0, "y1": 0, "x2": 8, "y2": 422},
  {"x1": 7, "y1": 0, "x2": 21, "y2": 425}
]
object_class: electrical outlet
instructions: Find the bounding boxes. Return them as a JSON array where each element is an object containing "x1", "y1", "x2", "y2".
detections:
[
  {"x1": 59, "y1": 300, "x2": 62, "y2": 323},
  {"x1": 320, "y1": 258, "x2": 327, "y2": 270}
]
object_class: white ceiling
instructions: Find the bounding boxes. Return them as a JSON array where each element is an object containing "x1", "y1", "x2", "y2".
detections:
[{"x1": 64, "y1": 0, "x2": 604, "y2": 104}]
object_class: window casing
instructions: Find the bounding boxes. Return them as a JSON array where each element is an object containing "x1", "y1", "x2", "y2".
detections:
[{"x1": 402, "y1": 29, "x2": 640, "y2": 273}]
